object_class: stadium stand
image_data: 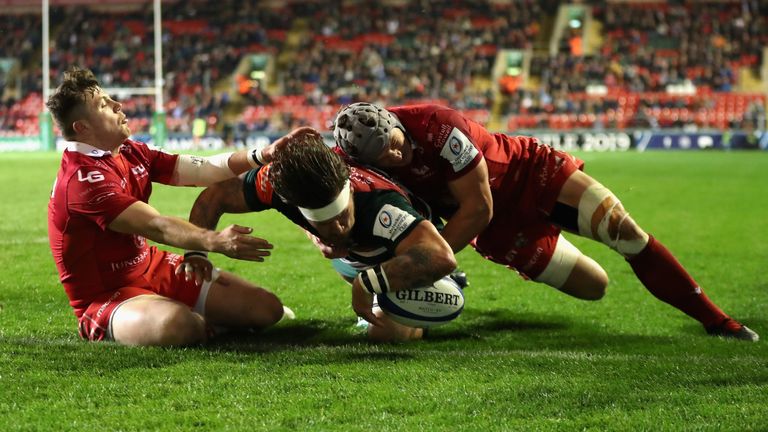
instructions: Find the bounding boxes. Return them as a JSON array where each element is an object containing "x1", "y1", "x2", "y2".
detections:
[{"x1": 0, "y1": 0, "x2": 765, "y2": 138}]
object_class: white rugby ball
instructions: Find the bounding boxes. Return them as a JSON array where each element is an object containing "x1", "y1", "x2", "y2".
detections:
[{"x1": 377, "y1": 275, "x2": 464, "y2": 328}]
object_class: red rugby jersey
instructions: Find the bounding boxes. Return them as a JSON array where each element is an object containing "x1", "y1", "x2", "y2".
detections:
[
  {"x1": 385, "y1": 104, "x2": 549, "y2": 217},
  {"x1": 47, "y1": 139, "x2": 178, "y2": 317}
]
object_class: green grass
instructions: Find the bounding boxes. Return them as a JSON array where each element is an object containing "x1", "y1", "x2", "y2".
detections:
[{"x1": 0, "y1": 150, "x2": 766, "y2": 431}]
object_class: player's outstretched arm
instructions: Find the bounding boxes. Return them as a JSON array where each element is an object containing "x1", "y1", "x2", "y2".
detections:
[
  {"x1": 442, "y1": 158, "x2": 493, "y2": 252},
  {"x1": 108, "y1": 199, "x2": 272, "y2": 261},
  {"x1": 350, "y1": 220, "x2": 456, "y2": 325},
  {"x1": 386, "y1": 220, "x2": 457, "y2": 291},
  {"x1": 169, "y1": 149, "x2": 257, "y2": 187}
]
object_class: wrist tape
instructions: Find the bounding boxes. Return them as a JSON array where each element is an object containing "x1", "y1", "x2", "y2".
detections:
[
  {"x1": 247, "y1": 148, "x2": 266, "y2": 168},
  {"x1": 358, "y1": 265, "x2": 390, "y2": 294},
  {"x1": 184, "y1": 250, "x2": 209, "y2": 260}
]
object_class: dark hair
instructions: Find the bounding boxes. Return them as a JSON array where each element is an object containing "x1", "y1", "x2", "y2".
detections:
[
  {"x1": 46, "y1": 67, "x2": 100, "y2": 140},
  {"x1": 269, "y1": 130, "x2": 350, "y2": 209}
]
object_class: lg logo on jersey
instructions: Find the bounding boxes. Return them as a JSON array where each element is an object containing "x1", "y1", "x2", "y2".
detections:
[{"x1": 77, "y1": 170, "x2": 105, "y2": 183}]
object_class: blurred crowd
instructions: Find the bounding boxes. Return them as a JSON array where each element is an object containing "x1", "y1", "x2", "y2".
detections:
[
  {"x1": 504, "y1": 0, "x2": 767, "y2": 130},
  {"x1": 0, "y1": 0, "x2": 766, "y2": 137}
]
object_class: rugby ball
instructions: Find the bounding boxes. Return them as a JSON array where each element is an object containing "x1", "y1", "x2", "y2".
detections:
[{"x1": 377, "y1": 275, "x2": 464, "y2": 328}]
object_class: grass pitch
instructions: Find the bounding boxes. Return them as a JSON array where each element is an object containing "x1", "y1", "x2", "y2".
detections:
[{"x1": 0, "y1": 150, "x2": 766, "y2": 431}]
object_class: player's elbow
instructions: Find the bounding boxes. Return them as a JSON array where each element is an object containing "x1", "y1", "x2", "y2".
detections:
[
  {"x1": 477, "y1": 199, "x2": 493, "y2": 226},
  {"x1": 463, "y1": 197, "x2": 493, "y2": 230}
]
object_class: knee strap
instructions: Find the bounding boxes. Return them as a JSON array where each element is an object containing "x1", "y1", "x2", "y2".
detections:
[
  {"x1": 577, "y1": 183, "x2": 648, "y2": 256},
  {"x1": 577, "y1": 183, "x2": 615, "y2": 242},
  {"x1": 535, "y1": 234, "x2": 580, "y2": 288}
]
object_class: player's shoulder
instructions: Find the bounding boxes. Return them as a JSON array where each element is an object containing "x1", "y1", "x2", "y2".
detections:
[
  {"x1": 60, "y1": 153, "x2": 111, "y2": 182},
  {"x1": 358, "y1": 192, "x2": 421, "y2": 243},
  {"x1": 242, "y1": 165, "x2": 275, "y2": 206},
  {"x1": 390, "y1": 104, "x2": 457, "y2": 124}
]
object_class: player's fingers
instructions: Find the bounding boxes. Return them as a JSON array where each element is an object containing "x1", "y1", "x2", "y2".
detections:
[
  {"x1": 235, "y1": 246, "x2": 271, "y2": 259},
  {"x1": 229, "y1": 224, "x2": 253, "y2": 234},
  {"x1": 239, "y1": 235, "x2": 273, "y2": 249},
  {"x1": 241, "y1": 256, "x2": 265, "y2": 262},
  {"x1": 362, "y1": 310, "x2": 384, "y2": 328}
]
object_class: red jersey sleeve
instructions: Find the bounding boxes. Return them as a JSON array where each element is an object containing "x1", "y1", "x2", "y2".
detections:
[
  {"x1": 66, "y1": 166, "x2": 138, "y2": 230},
  {"x1": 128, "y1": 140, "x2": 179, "y2": 185},
  {"x1": 431, "y1": 109, "x2": 483, "y2": 180}
]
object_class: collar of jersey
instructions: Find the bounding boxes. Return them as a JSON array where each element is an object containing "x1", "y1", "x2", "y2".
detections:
[{"x1": 65, "y1": 141, "x2": 113, "y2": 157}]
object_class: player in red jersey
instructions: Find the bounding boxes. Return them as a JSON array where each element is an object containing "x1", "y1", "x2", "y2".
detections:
[
  {"x1": 188, "y1": 131, "x2": 456, "y2": 342},
  {"x1": 329, "y1": 102, "x2": 758, "y2": 341},
  {"x1": 46, "y1": 67, "x2": 286, "y2": 346}
]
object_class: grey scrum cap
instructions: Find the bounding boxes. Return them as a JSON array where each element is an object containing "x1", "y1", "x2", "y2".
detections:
[{"x1": 332, "y1": 102, "x2": 404, "y2": 164}]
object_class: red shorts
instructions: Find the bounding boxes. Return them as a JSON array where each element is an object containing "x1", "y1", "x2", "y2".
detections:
[
  {"x1": 472, "y1": 145, "x2": 583, "y2": 279},
  {"x1": 78, "y1": 248, "x2": 205, "y2": 341}
]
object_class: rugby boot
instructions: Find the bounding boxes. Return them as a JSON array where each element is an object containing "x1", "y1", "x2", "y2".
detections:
[
  {"x1": 449, "y1": 269, "x2": 469, "y2": 289},
  {"x1": 706, "y1": 318, "x2": 759, "y2": 342}
]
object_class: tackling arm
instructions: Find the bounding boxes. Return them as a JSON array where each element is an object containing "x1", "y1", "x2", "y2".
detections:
[
  {"x1": 108, "y1": 186, "x2": 271, "y2": 261},
  {"x1": 173, "y1": 127, "x2": 322, "y2": 187},
  {"x1": 441, "y1": 158, "x2": 493, "y2": 252},
  {"x1": 170, "y1": 149, "x2": 257, "y2": 187}
]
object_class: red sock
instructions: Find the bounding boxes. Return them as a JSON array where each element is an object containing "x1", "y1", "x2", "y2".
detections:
[{"x1": 627, "y1": 235, "x2": 728, "y2": 328}]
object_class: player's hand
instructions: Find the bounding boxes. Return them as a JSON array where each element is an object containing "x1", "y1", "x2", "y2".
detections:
[
  {"x1": 175, "y1": 254, "x2": 213, "y2": 285},
  {"x1": 351, "y1": 278, "x2": 384, "y2": 328},
  {"x1": 264, "y1": 126, "x2": 323, "y2": 161},
  {"x1": 305, "y1": 231, "x2": 349, "y2": 259},
  {"x1": 216, "y1": 224, "x2": 273, "y2": 261}
]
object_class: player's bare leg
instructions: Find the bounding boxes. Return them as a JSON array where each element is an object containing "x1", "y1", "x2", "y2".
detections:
[
  {"x1": 111, "y1": 295, "x2": 207, "y2": 346},
  {"x1": 555, "y1": 170, "x2": 758, "y2": 341},
  {"x1": 557, "y1": 255, "x2": 609, "y2": 300},
  {"x1": 203, "y1": 271, "x2": 285, "y2": 330}
]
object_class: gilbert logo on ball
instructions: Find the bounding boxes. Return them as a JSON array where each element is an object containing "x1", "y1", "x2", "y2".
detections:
[{"x1": 377, "y1": 275, "x2": 465, "y2": 328}]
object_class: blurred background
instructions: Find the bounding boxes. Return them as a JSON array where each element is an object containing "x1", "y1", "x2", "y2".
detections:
[{"x1": 0, "y1": 0, "x2": 766, "y2": 151}]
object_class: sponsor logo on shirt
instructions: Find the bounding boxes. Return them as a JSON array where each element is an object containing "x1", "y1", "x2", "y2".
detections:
[
  {"x1": 165, "y1": 253, "x2": 182, "y2": 266},
  {"x1": 77, "y1": 170, "x2": 105, "y2": 183},
  {"x1": 131, "y1": 164, "x2": 148, "y2": 179},
  {"x1": 110, "y1": 249, "x2": 149, "y2": 272},
  {"x1": 439, "y1": 128, "x2": 478, "y2": 172},
  {"x1": 373, "y1": 204, "x2": 416, "y2": 241}
]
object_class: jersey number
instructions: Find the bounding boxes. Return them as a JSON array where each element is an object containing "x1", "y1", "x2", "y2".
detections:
[{"x1": 77, "y1": 170, "x2": 105, "y2": 183}]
